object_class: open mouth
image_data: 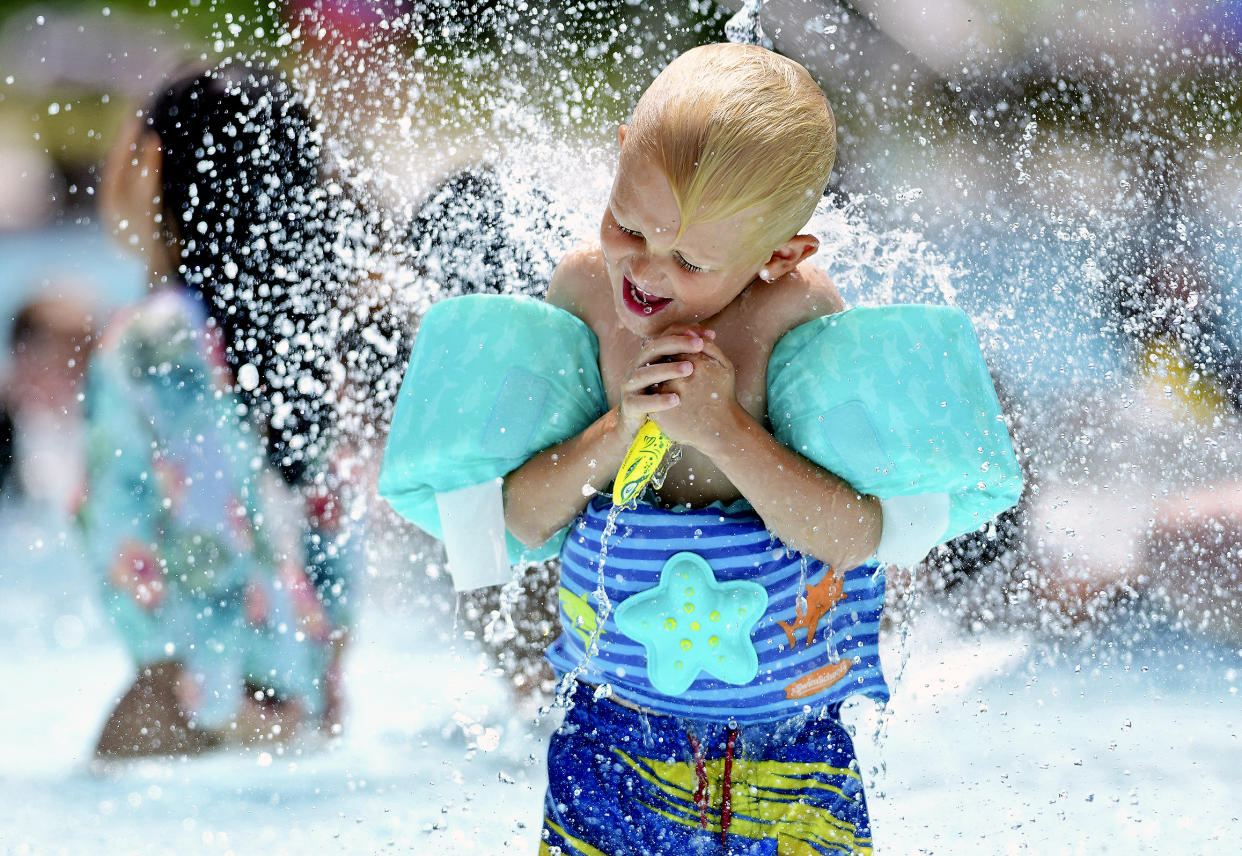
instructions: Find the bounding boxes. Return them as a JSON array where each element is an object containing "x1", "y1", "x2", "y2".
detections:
[{"x1": 622, "y1": 278, "x2": 673, "y2": 316}]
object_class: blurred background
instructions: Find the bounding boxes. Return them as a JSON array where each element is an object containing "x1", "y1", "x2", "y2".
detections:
[{"x1": 1, "y1": 0, "x2": 1239, "y2": 853}]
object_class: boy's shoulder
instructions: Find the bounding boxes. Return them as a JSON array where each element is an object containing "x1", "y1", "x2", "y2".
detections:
[
  {"x1": 545, "y1": 241, "x2": 609, "y2": 327},
  {"x1": 744, "y1": 260, "x2": 846, "y2": 345}
]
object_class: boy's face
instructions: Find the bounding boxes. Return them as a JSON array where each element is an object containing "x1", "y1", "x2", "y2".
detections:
[{"x1": 600, "y1": 141, "x2": 770, "y2": 338}]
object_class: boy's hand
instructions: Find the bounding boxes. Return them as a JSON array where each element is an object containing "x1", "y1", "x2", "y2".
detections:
[
  {"x1": 618, "y1": 326, "x2": 713, "y2": 436},
  {"x1": 651, "y1": 337, "x2": 738, "y2": 449}
]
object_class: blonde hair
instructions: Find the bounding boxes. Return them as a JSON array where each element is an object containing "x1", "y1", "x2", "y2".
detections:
[{"x1": 628, "y1": 43, "x2": 836, "y2": 255}]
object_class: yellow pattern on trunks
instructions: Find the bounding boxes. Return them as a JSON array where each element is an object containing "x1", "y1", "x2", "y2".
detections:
[{"x1": 609, "y1": 748, "x2": 873, "y2": 854}]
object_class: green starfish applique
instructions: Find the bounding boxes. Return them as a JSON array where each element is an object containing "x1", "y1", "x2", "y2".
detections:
[{"x1": 559, "y1": 586, "x2": 602, "y2": 646}]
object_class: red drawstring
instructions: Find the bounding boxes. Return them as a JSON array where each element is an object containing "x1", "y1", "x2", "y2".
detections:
[
  {"x1": 687, "y1": 726, "x2": 741, "y2": 848},
  {"x1": 686, "y1": 732, "x2": 710, "y2": 829},
  {"x1": 721, "y1": 726, "x2": 738, "y2": 845}
]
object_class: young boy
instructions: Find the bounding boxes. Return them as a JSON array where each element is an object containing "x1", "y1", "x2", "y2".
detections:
[{"x1": 503, "y1": 44, "x2": 883, "y2": 854}]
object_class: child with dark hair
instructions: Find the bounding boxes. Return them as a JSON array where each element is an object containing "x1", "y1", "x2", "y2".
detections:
[{"x1": 83, "y1": 59, "x2": 357, "y2": 757}]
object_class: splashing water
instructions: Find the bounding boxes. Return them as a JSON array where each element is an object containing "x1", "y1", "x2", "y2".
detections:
[
  {"x1": 648, "y1": 443, "x2": 682, "y2": 491},
  {"x1": 483, "y1": 579, "x2": 521, "y2": 646},
  {"x1": 21, "y1": 1, "x2": 1238, "y2": 845},
  {"x1": 301, "y1": 4, "x2": 978, "y2": 731},
  {"x1": 794, "y1": 552, "x2": 809, "y2": 620},
  {"x1": 549, "y1": 504, "x2": 624, "y2": 714},
  {"x1": 724, "y1": 0, "x2": 766, "y2": 47}
]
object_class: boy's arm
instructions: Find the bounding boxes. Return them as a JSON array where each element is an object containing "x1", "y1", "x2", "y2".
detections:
[
  {"x1": 703, "y1": 400, "x2": 882, "y2": 571},
  {"x1": 502, "y1": 246, "x2": 630, "y2": 547},
  {"x1": 736, "y1": 268, "x2": 881, "y2": 568},
  {"x1": 662, "y1": 269, "x2": 881, "y2": 570},
  {"x1": 502, "y1": 407, "x2": 631, "y2": 548}
]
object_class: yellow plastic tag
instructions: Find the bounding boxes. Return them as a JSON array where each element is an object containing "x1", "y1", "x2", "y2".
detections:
[{"x1": 612, "y1": 419, "x2": 672, "y2": 507}]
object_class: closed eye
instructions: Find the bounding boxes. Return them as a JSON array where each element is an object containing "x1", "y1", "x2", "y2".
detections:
[
  {"x1": 675, "y1": 253, "x2": 703, "y2": 274},
  {"x1": 615, "y1": 218, "x2": 703, "y2": 273}
]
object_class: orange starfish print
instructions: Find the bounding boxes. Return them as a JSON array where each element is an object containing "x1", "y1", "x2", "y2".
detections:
[{"x1": 777, "y1": 568, "x2": 845, "y2": 649}]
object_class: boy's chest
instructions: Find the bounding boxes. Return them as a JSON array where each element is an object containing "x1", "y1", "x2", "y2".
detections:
[{"x1": 596, "y1": 318, "x2": 775, "y2": 505}]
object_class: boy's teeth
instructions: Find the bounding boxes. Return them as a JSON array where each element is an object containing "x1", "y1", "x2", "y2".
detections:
[
  {"x1": 632, "y1": 282, "x2": 660, "y2": 305},
  {"x1": 624, "y1": 278, "x2": 669, "y2": 315}
]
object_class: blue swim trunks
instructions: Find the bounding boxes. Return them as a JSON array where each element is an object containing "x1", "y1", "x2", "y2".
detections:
[{"x1": 541, "y1": 683, "x2": 872, "y2": 856}]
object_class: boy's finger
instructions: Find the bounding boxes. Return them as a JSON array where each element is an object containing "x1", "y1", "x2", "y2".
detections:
[
  {"x1": 651, "y1": 328, "x2": 705, "y2": 347},
  {"x1": 625, "y1": 391, "x2": 680, "y2": 412},
  {"x1": 637, "y1": 335, "x2": 704, "y2": 364},
  {"x1": 664, "y1": 327, "x2": 712, "y2": 343},
  {"x1": 656, "y1": 321, "x2": 715, "y2": 338},
  {"x1": 624, "y1": 361, "x2": 693, "y2": 392},
  {"x1": 692, "y1": 339, "x2": 733, "y2": 369}
]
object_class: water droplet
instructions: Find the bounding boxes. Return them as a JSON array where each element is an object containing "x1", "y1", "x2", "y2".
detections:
[{"x1": 237, "y1": 363, "x2": 259, "y2": 390}]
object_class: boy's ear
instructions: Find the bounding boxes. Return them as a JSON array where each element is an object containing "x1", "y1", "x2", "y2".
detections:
[
  {"x1": 618, "y1": 124, "x2": 628, "y2": 147},
  {"x1": 762, "y1": 235, "x2": 819, "y2": 281}
]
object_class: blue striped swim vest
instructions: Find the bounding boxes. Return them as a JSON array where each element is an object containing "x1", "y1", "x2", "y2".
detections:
[{"x1": 546, "y1": 497, "x2": 889, "y2": 724}]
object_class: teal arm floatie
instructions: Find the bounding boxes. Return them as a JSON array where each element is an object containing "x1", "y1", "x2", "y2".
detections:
[
  {"x1": 767, "y1": 305, "x2": 1023, "y2": 552},
  {"x1": 378, "y1": 294, "x2": 607, "y2": 565}
]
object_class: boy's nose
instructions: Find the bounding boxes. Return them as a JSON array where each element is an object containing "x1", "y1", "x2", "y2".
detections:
[{"x1": 629, "y1": 254, "x2": 666, "y2": 290}]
